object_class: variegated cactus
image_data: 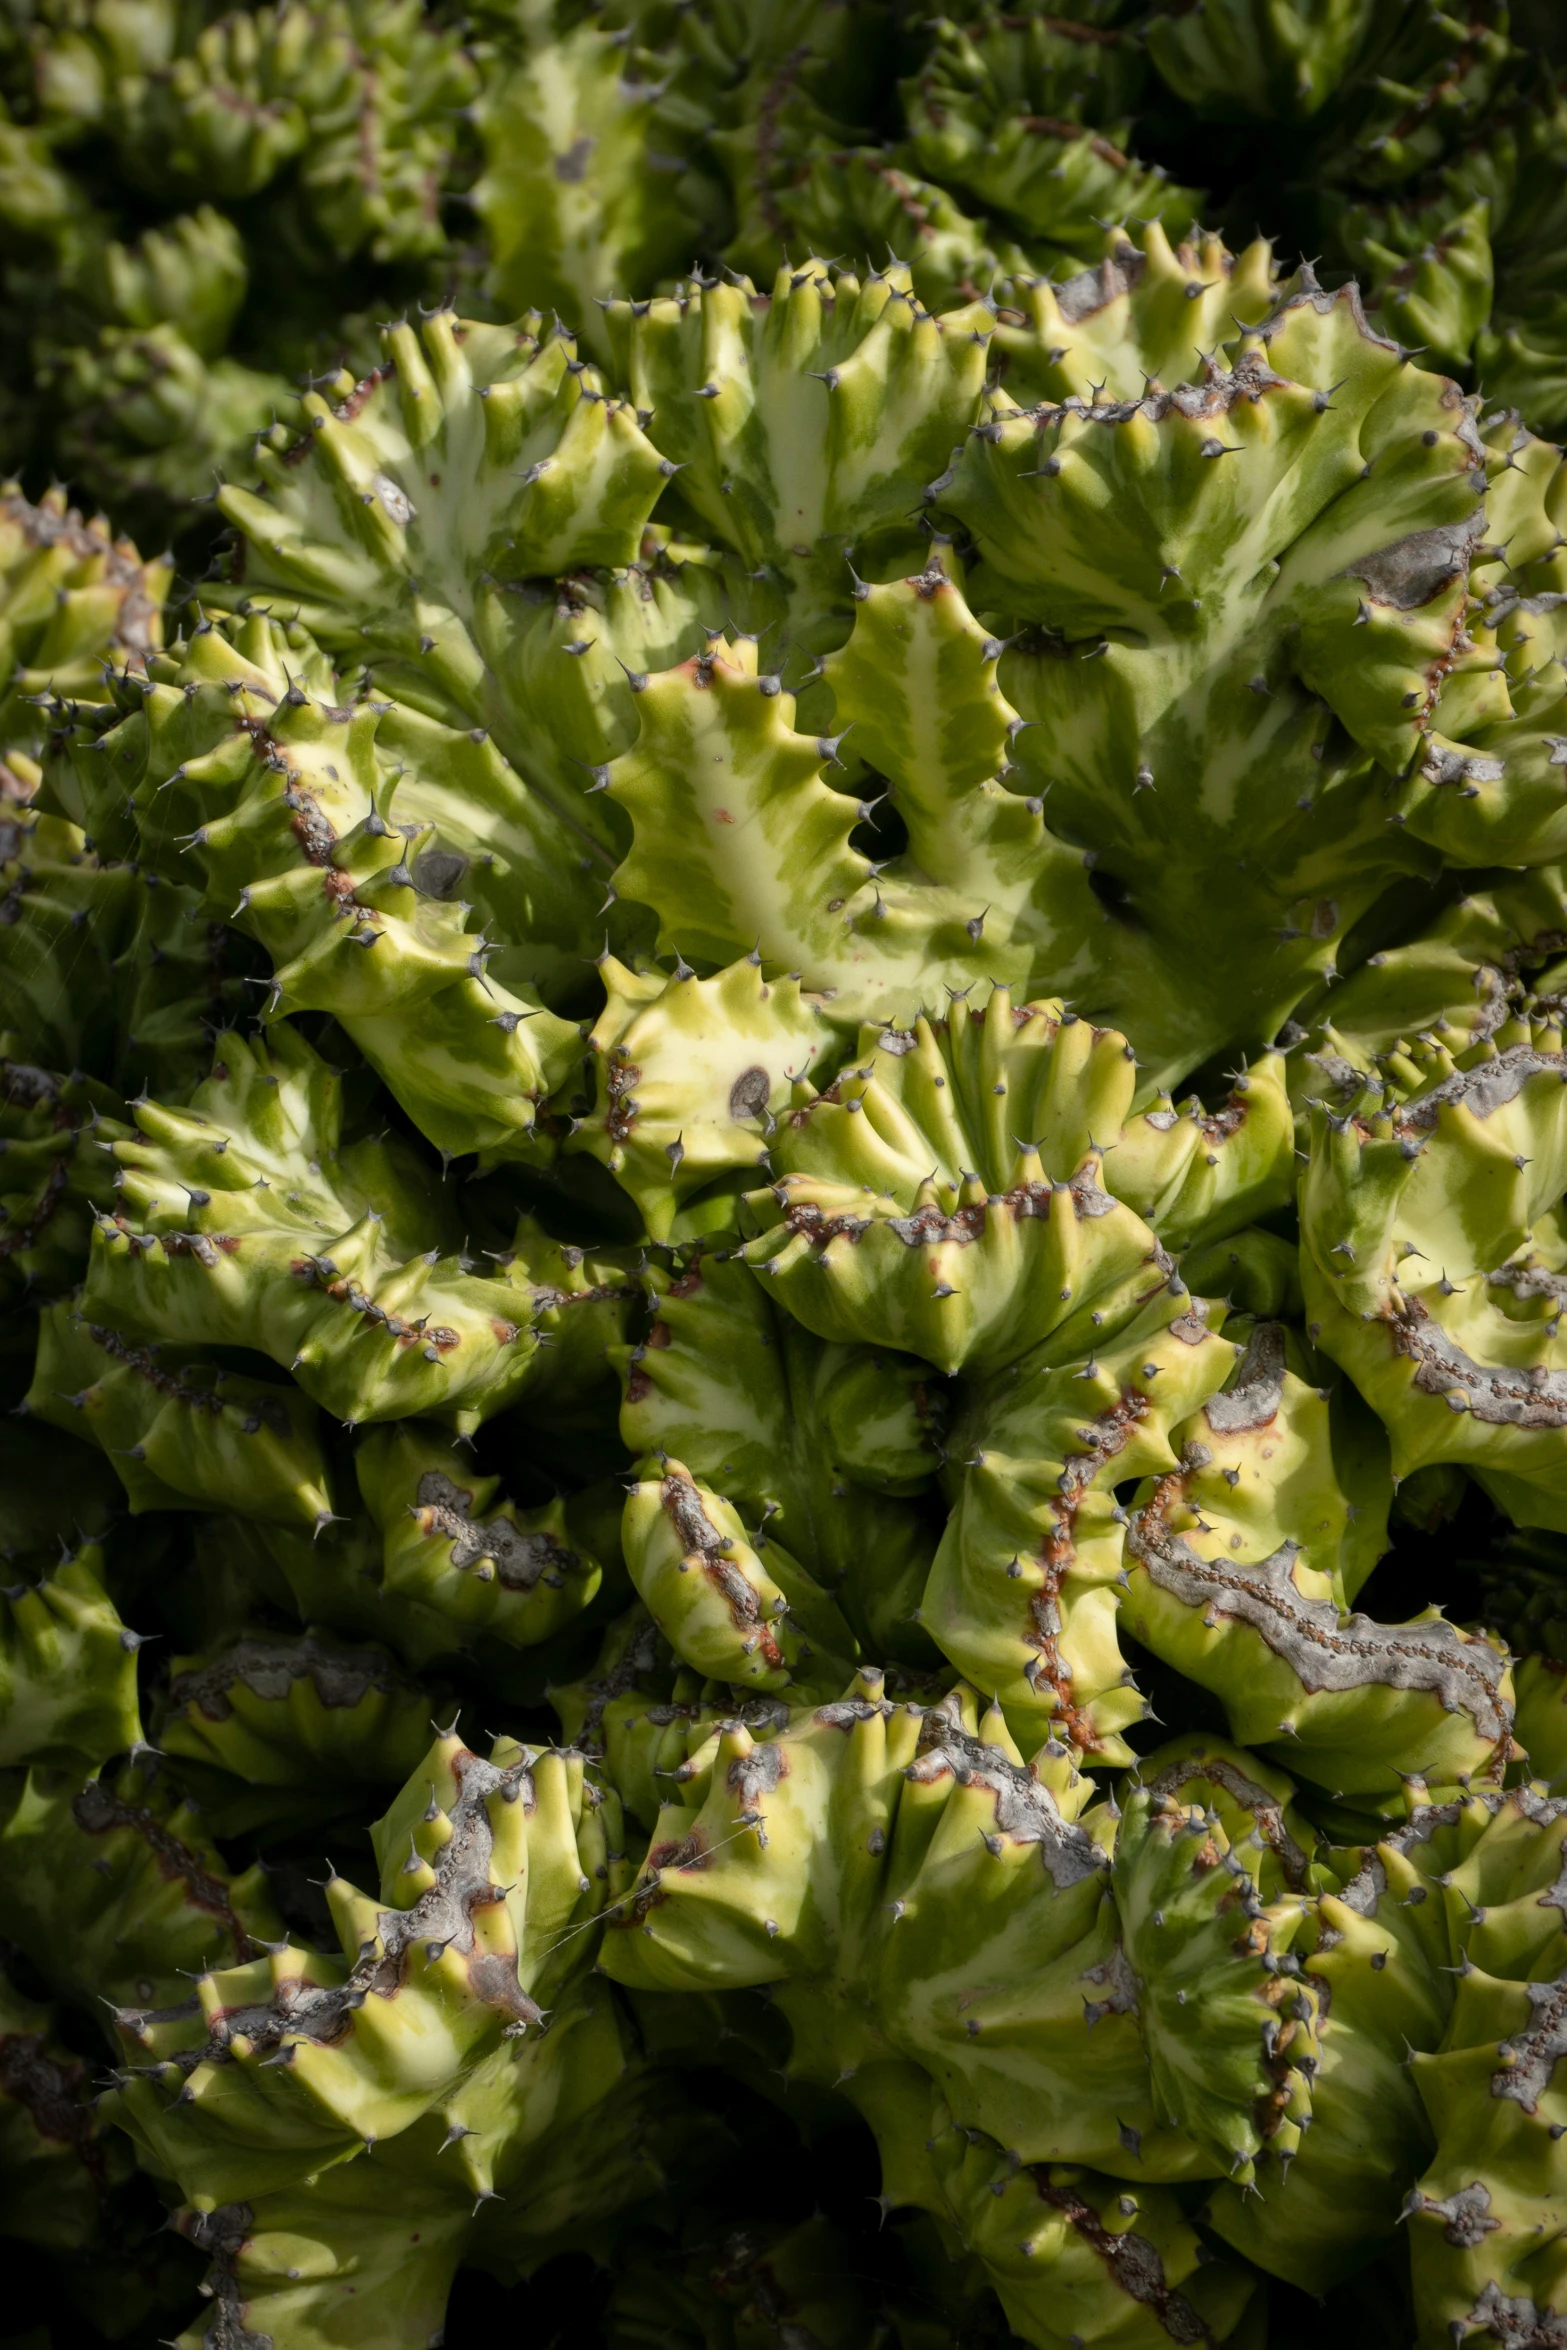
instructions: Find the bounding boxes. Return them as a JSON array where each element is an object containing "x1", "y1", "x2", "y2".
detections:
[{"x1": 8, "y1": 217, "x2": 1567, "y2": 2347}]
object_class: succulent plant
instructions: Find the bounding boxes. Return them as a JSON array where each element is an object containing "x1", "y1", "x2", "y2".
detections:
[
  {"x1": 0, "y1": 0, "x2": 481, "y2": 539},
  {"x1": 9, "y1": 0, "x2": 1567, "y2": 584},
  {"x1": 0, "y1": 483, "x2": 168, "y2": 761},
  {"x1": 27, "y1": 1301, "x2": 335, "y2": 1527},
  {"x1": 0, "y1": 1749, "x2": 285, "y2": 2016},
  {"x1": 10, "y1": 202, "x2": 1567, "y2": 2349},
  {"x1": 0, "y1": 1536, "x2": 144, "y2": 1768},
  {"x1": 463, "y1": 0, "x2": 1567, "y2": 455},
  {"x1": 1406, "y1": 1783, "x2": 1567, "y2": 2346}
]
